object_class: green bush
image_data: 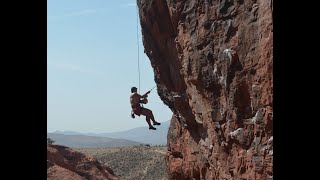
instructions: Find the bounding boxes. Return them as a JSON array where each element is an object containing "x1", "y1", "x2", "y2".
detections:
[{"x1": 47, "y1": 137, "x2": 55, "y2": 144}]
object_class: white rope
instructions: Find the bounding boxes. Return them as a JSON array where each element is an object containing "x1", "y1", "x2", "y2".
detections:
[{"x1": 136, "y1": 1, "x2": 141, "y2": 94}]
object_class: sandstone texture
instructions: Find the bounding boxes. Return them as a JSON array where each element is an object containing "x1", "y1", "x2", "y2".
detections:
[
  {"x1": 138, "y1": 0, "x2": 273, "y2": 179},
  {"x1": 47, "y1": 144, "x2": 118, "y2": 180}
]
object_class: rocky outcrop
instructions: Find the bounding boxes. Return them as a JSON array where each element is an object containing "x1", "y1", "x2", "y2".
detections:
[
  {"x1": 47, "y1": 144, "x2": 118, "y2": 180},
  {"x1": 138, "y1": 0, "x2": 272, "y2": 179}
]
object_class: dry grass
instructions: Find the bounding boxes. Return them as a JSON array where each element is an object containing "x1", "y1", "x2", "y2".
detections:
[{"x1": 76, "y1": 146, "x2": 168, "y2": 180}]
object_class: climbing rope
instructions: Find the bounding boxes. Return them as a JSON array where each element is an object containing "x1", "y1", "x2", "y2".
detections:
[
  {"x1": 136, "y1": 2, "x2": 141, "y2": 94},
  {"x1": 149, "y1": 85, "x2": 156, "y2": 92},
  {"x1": 136, "y1": 2, "x2": 157, "y2": 108}
]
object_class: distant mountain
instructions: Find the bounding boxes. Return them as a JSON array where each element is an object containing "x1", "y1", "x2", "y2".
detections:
[
  {"x1": 52, "y1": 130, "x2": 83, "y2": 135},
  {"x1": 98, "y1": 120, "x2": 170, "y2": 145},
  {"x1": 50, "y1": 120, "x2": 171, "y2": 145},
  {"x1": 47, "y1": 133, "x2": 142, "y2": 148}
]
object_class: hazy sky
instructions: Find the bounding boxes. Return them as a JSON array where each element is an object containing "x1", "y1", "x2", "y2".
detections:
[{"x1": 47, "y1": 0, "x2": 172, "y2": 133}]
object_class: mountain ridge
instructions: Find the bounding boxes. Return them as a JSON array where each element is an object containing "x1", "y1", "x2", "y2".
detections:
[{"x1": 48, "y1": 120, "x2": 170, "y2": 146}]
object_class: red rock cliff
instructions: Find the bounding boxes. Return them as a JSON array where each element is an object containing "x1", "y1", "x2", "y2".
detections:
[
  {"x1": 138, "y1": 0, "x2": 273, "y2": 179},
  {"x1": 47, "y1": 145, "x2": 118, "y2": 180}
]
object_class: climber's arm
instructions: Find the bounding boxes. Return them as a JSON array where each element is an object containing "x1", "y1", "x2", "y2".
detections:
[{"x1": 141, "y1": 91, "x2": 150, "y2": 98}]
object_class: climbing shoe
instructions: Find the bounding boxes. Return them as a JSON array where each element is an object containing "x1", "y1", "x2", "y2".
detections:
[{"x1": 153, "y1": 122, "x2": 161, "y2": 126}]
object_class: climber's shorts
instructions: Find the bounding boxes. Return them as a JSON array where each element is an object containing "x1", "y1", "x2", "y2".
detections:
[{"x1": 132, "y1": 105, "x2": 144, "y2": 116}]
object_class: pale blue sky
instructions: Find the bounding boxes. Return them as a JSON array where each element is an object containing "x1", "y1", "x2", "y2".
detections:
[{"x1": 47, "y1": 0, "x2": 172, "y2": 133}]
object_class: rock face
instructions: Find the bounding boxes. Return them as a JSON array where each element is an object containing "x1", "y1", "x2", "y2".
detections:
[
  {"x1": 138, "y1": 0, "x2": 272, "y2": 179},
  {"x1": 47, "y1": 144, "x2": 118, "y2": 180}
]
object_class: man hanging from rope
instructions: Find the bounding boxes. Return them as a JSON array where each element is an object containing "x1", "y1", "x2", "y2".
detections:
[{"x1": 130, "y1": 86, "x2": 161, "y2": 130}]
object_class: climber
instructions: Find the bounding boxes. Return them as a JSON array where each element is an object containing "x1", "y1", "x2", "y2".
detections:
[{"x1": 130, "y1": 86, "x2": 161, "y2": 130}]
